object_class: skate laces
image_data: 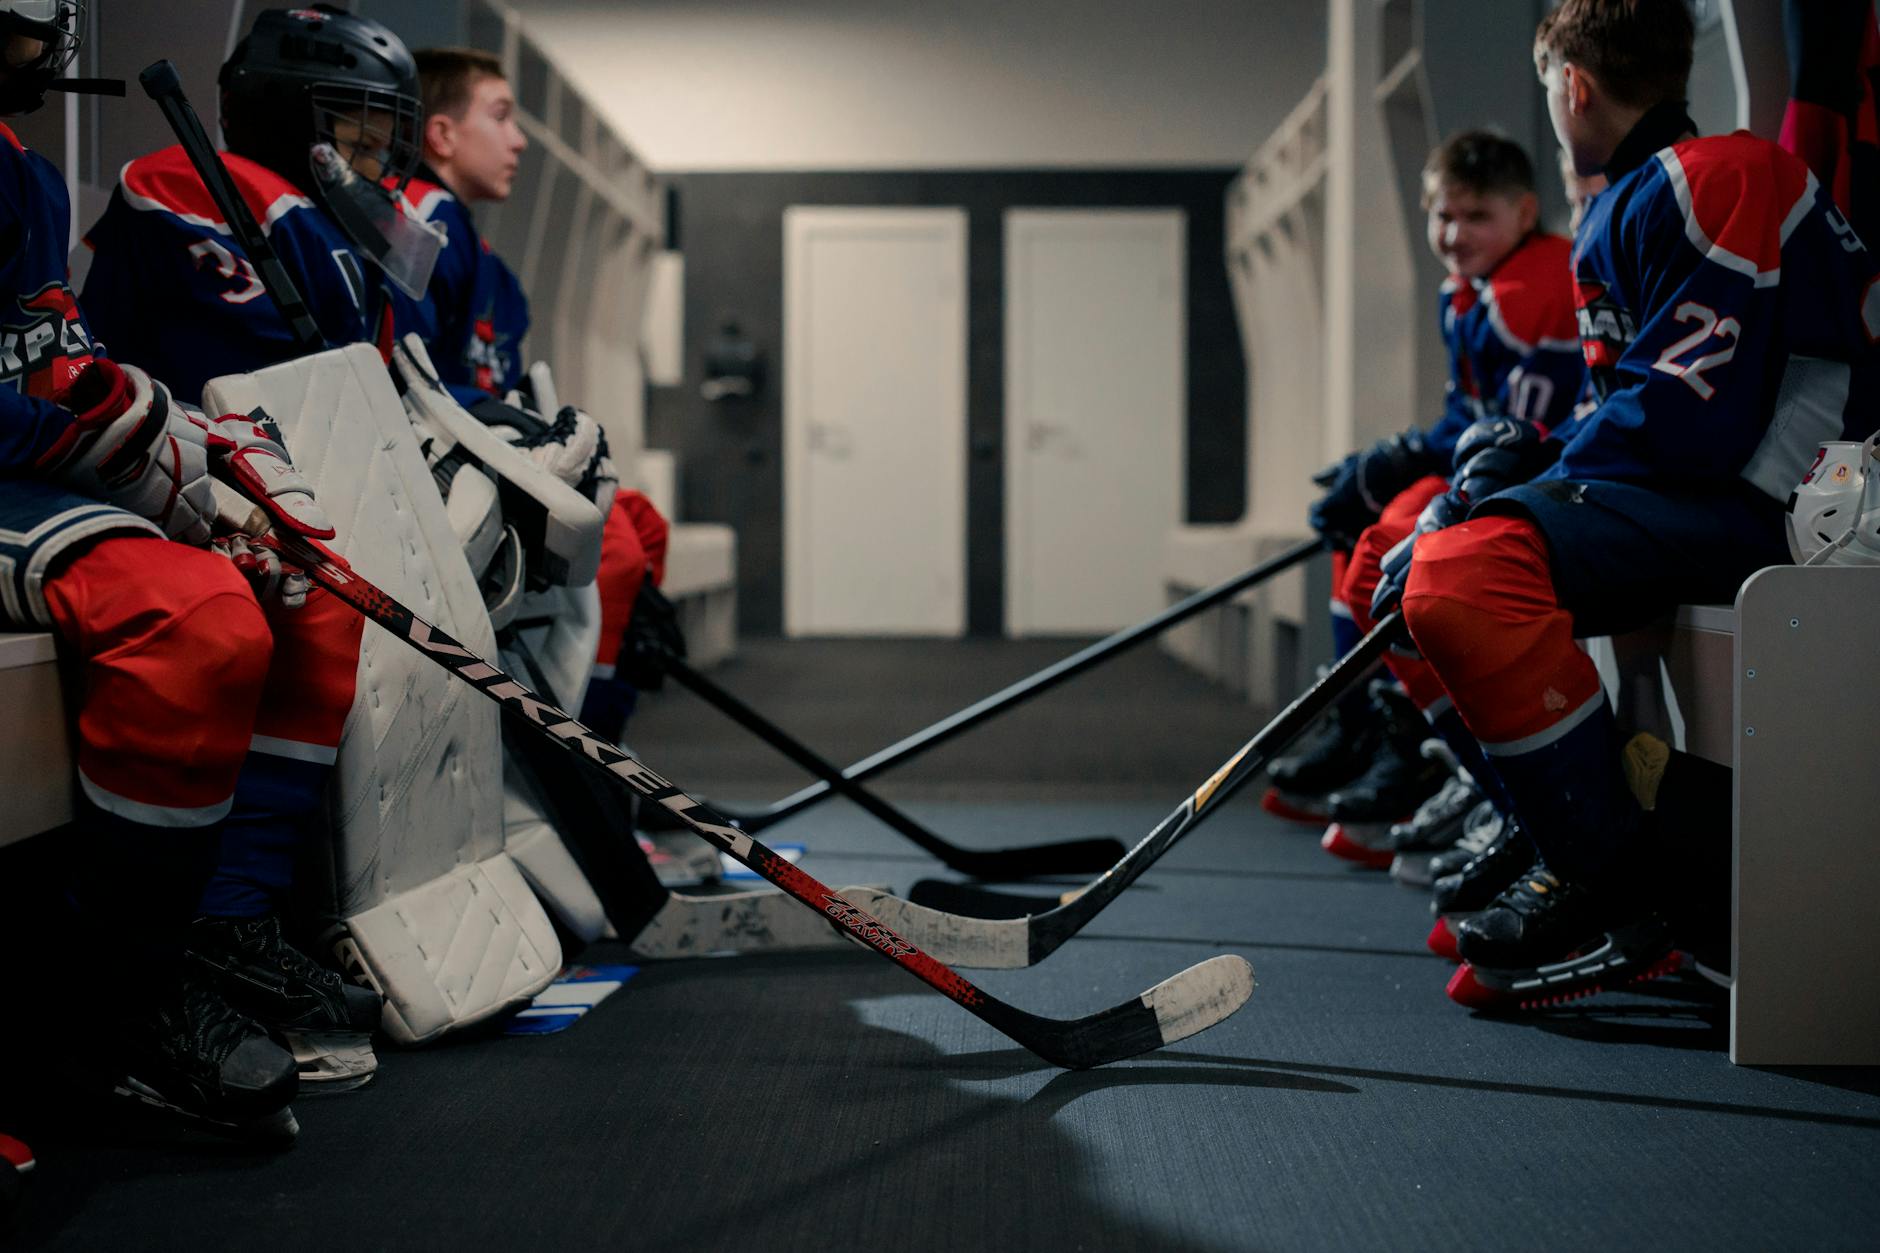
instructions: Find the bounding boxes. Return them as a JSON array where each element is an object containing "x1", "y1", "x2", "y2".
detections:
[
  {"x1": 219, "y1": 915, "x2": 344, "y2": 995},
  {"x1": 1455, "y1": 801, "x2": 1504, "y2": 854},
  {"x1": 160, "y1": 968, "x2": 269, "y2": 1070},
  {"x1": 1498, "y1": 867, "x2": 1567, "y2": 918},
  {"x1": 1409, "y1": 774, "x2": 1477, "y2": 828}
]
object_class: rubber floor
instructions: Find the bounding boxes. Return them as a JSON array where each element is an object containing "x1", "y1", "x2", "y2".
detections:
[{"x1": 7, "y1": 640, "x2": 1878, "y2": 1250}]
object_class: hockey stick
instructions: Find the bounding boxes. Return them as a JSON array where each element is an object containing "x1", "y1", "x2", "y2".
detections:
[
  {"x1": 663, "y1": 656, "x2": 1126, "y2": 877},
  {"x1": 717, "y1": 538, "x2": 1326, "y2": 834},
  {"x1": 840, "y1": 615, "x2": 1400, "y2": 967},
  {"x1": 139, "y1": 60, "x2": 1254, "y2": 1067}
]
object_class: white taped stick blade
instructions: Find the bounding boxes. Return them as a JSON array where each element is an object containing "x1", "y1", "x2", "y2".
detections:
[
  {"x1": 840, "y1": 888, "x2": 1033, "y2": 970},
  {"x1": 1141, "y1": 954, "x2": 1254, "y2": 1048}
]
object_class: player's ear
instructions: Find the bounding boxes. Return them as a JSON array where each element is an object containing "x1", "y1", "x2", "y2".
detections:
[
  {"x1": 1516, "y1": 190, "x2": 1540, "y2": 234},
  {"x1": 1562, "y1": 61, "x2": 1595, "y2": 116},
  {"x1": 424, "y1": 111, "x2": 455, "y2": 161}
]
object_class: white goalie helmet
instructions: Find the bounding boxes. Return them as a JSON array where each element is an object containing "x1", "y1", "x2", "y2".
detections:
[{"x1": 1786, "y1": 432, "x2": 1880, "y2": 566}]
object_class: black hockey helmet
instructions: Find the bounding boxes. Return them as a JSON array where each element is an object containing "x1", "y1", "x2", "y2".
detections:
[
  {"x1": 0, "y1": 0, "x2": 82, "y2": 115},
  {"x1": 221, "y1": 6, "x2": 442, "y2": 297}
]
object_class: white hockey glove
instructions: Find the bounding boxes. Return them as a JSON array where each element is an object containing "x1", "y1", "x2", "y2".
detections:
[
  {"x1": 37, "y1": 360, "x2": 217, "y2": 547},
  {"x1": 190, "y1": 408, "x2": 334, "y2": 541},
  {"x1": 212, "y1": 531, "x2": 310, "y2": 610},
  {"x1": 477, "y1": 397, "x2": 619, "y2": 511}
]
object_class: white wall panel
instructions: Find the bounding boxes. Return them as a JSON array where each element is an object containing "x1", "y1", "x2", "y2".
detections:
[{"x1": 513, "y1": 0, "x2": 1326, "y2": 170}]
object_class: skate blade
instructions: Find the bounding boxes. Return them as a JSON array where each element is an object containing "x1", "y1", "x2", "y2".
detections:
[
  {"x1": 1321, "y1": 823, "x2": 1394, "y2": 869},
  {"x1": 286, "y1": 1031, "x2": 379, "y2": 1094},
  {"x1": 1260, "y1": 788, "x2": 1331, "y2": 825},
  {"x1": 1446, "y1": 931, "x2": 1682, "y2": 1012},
  {"x1": 1425, "y1": 917, "x2": 1461, "y2": 962},
  {"x1": 111, "y1": 1077, "x2": 300, "y2": 1144}
]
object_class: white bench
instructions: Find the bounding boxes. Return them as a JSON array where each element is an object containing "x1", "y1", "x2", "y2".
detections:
[
  {"x1": 633, "y1": 449, "x2": 738, "y2": 669},
  {"x1": 1159, "y1": 526, "x2": 1322, "y2": 709}
]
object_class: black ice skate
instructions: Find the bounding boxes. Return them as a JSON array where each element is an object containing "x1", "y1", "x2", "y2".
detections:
[
  {"x1": 1261, "y1": 680, "x2": 1383, "y2": 823},
  {"x1": 1444, "y1": 866, "x2": 1680, "y2": 1010},
  {"x1": 1319, "y1": 685, "x2": 1450, "y2": 866},
  {"x1": 1425, "y1": 808, "x2": 1528, "y2": 960},
  {"x1": 110, "y1": 967, "x2": 300, "y2": 1143},
  {"x1": 189, "y1": 915, "x2": 383, "y2": 1092},
  {"x1": 1447, "y1": 919, "x2": 1682, "y2": 1011},
  {"x1": 1390, "y1": 784, "x2": 1490, "y2": 889}
]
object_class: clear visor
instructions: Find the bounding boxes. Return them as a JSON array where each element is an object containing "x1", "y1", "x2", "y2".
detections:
[{"x1": 310, "y1": 142, "x2": 444, "y2": 299}]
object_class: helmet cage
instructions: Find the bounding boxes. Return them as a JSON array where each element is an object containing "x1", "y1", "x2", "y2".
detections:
[
  {"x1": 0, "y1": 0, "x2": 82, "y2": 113},
  {"x1": 308, "y1": 79, "x2": 422, "y2": 195}
]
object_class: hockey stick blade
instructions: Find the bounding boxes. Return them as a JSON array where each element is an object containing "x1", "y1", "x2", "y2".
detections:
[
  {"x1": 275, "y1": 532, "x2": 1251, "y2": 1067},
  {"x1": 907, "y1": 880, "x2": 1064, "y2": 918},
  {"x1": 844, "y1": 617, "x2": 1401, "y2": 963},
  {"x1": 664, "y1": 656, "x2": 1124, "y2": 878}
]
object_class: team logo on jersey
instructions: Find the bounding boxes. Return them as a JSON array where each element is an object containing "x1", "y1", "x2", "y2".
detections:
[
  {"x1": 0, "y1": 283, "x2": 96, "y2": 400},
  {"x1": 467, "y1": 314, "x2": 512, "y2": 395},
  {"x1": 1574, "y1": 271, "x2": 1636, "y2": 388}
]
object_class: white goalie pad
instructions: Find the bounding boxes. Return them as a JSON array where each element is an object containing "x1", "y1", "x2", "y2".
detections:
[
  {"x1": 392, "y1": 336, "x2": 605, "y2": 588},
  {"x1": 500, "y1": 580, "x2": 613, "y2": 943},
  {"x1": 201, "y1": 343, "x2": 560, "y2": 1045}
]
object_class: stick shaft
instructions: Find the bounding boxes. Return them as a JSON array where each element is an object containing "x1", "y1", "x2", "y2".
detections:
[{"x1": 744, "y1": 538, "x2": 1325, "y2": 829}]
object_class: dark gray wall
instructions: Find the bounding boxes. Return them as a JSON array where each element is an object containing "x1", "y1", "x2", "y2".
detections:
[{"x1": 648, "y1": 170, "x2": 1246, "y2": 638}]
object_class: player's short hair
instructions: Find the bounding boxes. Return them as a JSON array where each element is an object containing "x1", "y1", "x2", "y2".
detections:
[
  {"x1": 415, "y1": 47, "x2": 505, "y2": 120},
  {"x1": 1534, "y1": 0, "x2": 1695, "y2": 109},
  {"x1": 1421, "y1": 131, "x2": 1537, "y2": 206}
]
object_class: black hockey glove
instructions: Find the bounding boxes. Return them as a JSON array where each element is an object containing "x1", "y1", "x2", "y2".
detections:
[
  {"x1": 1448, "y1": 417, "x2": 1560, "y2": 505},
  {"x1": 617, "y1": 579, "x2": 687, "y2": 691},
  {"x1": 1308, "y1": 430, "x2": 1442, "y2": 545}
]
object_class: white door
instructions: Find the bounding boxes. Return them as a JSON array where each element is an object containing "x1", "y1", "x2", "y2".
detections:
[
  {"x1": 784, "y1": 207, "x2": 968, "y2": 635},
  {"x1": 1005, "y1": 209, "x2": 1185, "y2": 635}
]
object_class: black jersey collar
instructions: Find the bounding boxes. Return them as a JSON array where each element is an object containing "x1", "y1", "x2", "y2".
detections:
[{"x1": 1603, "y1": 100, "x2": 1700, "y2": 183}]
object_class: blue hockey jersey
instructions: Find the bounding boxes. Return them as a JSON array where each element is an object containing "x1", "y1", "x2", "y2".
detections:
[
  {"x1": 400, "y1": 171, "x2": 529, "y2": 402},
  {"x1": 80, "y1": 146, "x2": 389, "y2": 404},
  {"x1": 1428, "y1": 231, "x2": 1586, "y2": 463},
  {"x1": 1548, "y1": 129, "x2": 1880, "y2": 496},
  {"x1": 0, "y1": 121, "x2": 96, "y2": 473}
]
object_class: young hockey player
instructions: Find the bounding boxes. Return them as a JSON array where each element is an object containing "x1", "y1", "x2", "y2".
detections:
[
  {"x1": 1292, "y1": 131, "x2": 1584, "y2": 866},
  {"x1": 1371, "y1": 0, "x2": 1880, "y2": 1007},
  {"x1": 76, "y1": 4, "x2": 430, "y2": 1087},
  {"x1": 0, "y1": 0, "x2": 375, "y2": 1139},
  {"x1": 407, "y1": 46, "x2": 675, "y2": 742}
]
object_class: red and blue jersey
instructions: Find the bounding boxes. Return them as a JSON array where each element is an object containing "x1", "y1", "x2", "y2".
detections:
[
  {"x1": 399, "y1": 171, "x2": 529, "y2": 403},
  {"x1": 80, "y1": 146, "x2": 386, "y2": 404},
  {"x1": 1427, "y1": 231, "x2": 1585, "y2": 463},
  {"x1": 0, "y1": 121, "x2": 98, "y2": 473},
  {"x1": 1548, "y1": 129, "x2": 1880, "y2": 497}
]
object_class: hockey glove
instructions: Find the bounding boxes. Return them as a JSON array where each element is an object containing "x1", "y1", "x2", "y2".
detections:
[
  {"x1": 617, "y1": 578, "x2": 686, "y2": 691},
  {"x1": 37, "y1": 360, "x2": 217, "y2": 547},
  {"x1": 1369, "y1": 531, "x2": 1419, "y2": 648},
  {"x1": 1309, "y1": 431, "x2": 1440, "y2": 545},
  {"x1": 1449, "y1": 417, "x2": 1560, "y2": 505},
  {"x1": 213, "y1": 531, "x2": 309, "y2": 610},
  {"x1": 474, "y1": 397, "x2": 620, "y2": 512},
  {"x1": 191, "y1": 408, "x2": 334, "y2": 541}
]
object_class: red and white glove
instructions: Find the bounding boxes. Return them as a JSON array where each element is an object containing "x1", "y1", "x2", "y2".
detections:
[
  {"x1": 212, "y1": 531, "x2": 310, "y2": 610},
  {"x1": 189, "y1": 409, "x2": 335, "y2": 541},
  {"x1": 37, "y1": 360, "x2": 217, "y2": 546}
]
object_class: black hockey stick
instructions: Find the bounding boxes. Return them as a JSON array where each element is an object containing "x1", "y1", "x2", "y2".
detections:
[
  {"x1": 718, "y1": 537, "x2": 1326, "y2": 834},
  {"x1": 842, "y1": 616, "x2": 1400, "y2": 967},
  {"x1": 138, "y1": 60, "x2": 1255, "y2": 1066},
  {"x1": 139, "y1": 62, "x2": 326, "y2": 353},
  {"x1": 663, "y1": 656, "x2": 1125, "y2": 877}
]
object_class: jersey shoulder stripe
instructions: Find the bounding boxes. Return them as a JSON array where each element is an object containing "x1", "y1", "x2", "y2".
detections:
[
  {"x1": 1483, "y1": 232, "x2": 1578, "y2": 354},
  {"x1": 395, "y1": 175, "x2": 456, "y2": 223},
  {"x1": 1654, "y1": 133, "x2": 1817, "y2": 288},
  {"x1": 116, "y1": 146, "x2": 312, "y2": 238},
  {"x1": 0, "y1": 122, "x2": 22, "y2": 153}
]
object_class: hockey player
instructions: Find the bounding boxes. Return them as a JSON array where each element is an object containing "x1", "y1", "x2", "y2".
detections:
[
  {"x1": 1294, "y1": 131, "x2": 1585, "y2": 865},
  {"x1": 1372, "y1": 0, "x2": 1880, "y2": 1007},
  {"x1": 76, "y1": 5, "x2": 430, "y2": 1085},
  {"x1": 0, "y1": 0, "x2": 371, "y2": 1138},
  {"x1": 407, "y1": 46, "x2": 675, "y2": 743}
]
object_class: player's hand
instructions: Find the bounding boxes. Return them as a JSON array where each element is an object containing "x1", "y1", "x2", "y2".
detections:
[
  {"x1": 213, "y1": 531, "x2": 309, "y2": 610},
  {"x1": 40, "y1": 360, "x2": 217, "y2": 546},
  {"x1": 1308, "y1": 431, "x2": 1436, "y2": 545},
  {"x1": 190, "y1": 408, "x2": 334, "y2": 540},
  {"x1": 617, "y1": 577, "x2": 686, "y2": 691},
  {"x1": 1450, "y1": 417, "x2": 1559, "y2": 503},
  {"x1": 1370, "y1": 532, "x2": 1420, "y2": 652}
]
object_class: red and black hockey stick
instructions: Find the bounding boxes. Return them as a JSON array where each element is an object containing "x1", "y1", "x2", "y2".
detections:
[
  {"x1": 843, "y1": 616, "x2": 1401, "y2": 967},
  {"x1": 138, "y1": 60, "x2": 1255, "y2": 1067}
]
